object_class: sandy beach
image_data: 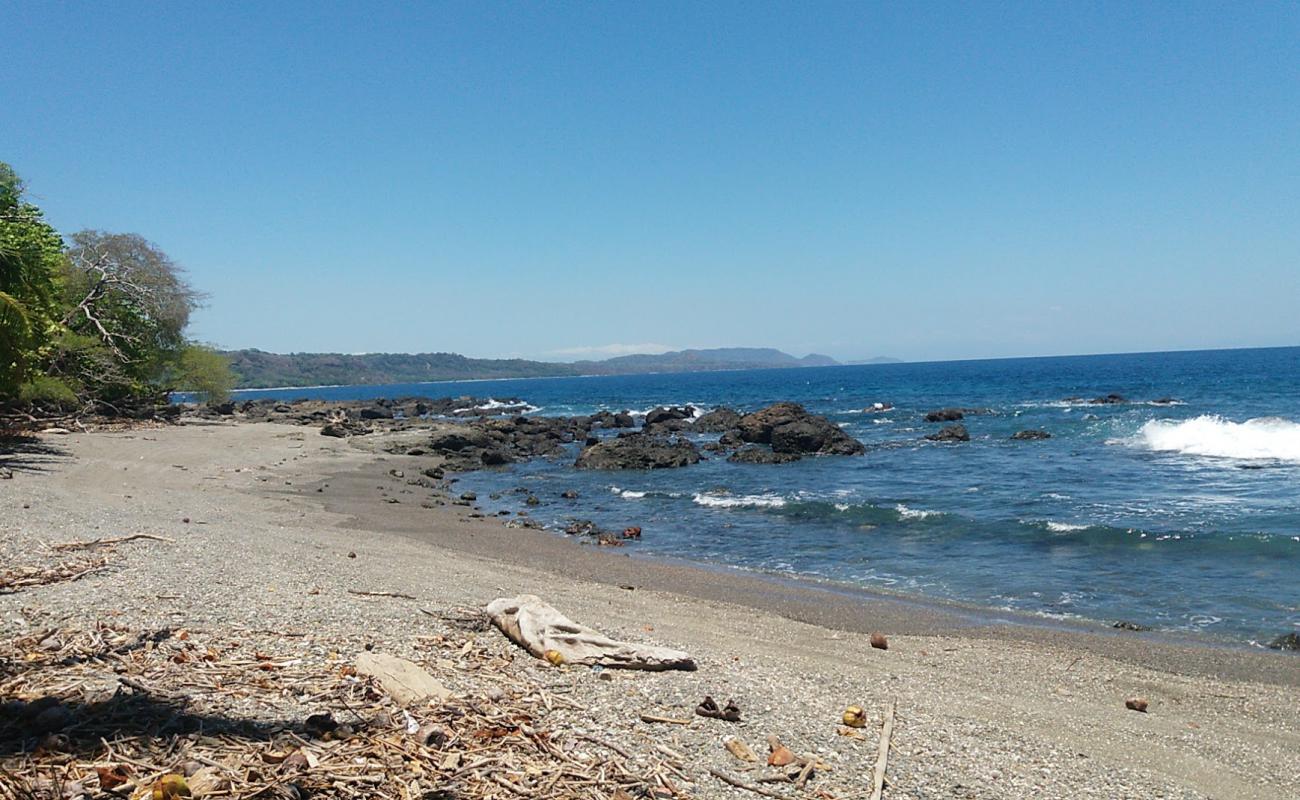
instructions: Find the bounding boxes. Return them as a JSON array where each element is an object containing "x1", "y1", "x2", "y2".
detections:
[{"x1": 3, "y1": 420, "x2": 1297, "y2": 799}]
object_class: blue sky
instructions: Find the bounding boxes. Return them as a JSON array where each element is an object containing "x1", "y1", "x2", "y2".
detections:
[{"x1": 3, "y1": 1, "x2": 1297, "y2": 362}]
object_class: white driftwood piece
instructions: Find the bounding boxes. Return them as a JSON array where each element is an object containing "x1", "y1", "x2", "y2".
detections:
[
  {"x1": 355, "y1": 651, "x2": 452, "y2": 705},
  {"x1": 485, "y1": 594, "x2": 696, "y2": 671}
]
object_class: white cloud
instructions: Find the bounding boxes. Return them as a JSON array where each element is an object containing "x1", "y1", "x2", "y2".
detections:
[{"x1": 547, "y1": 342, "x2": 678, "y2": 358}]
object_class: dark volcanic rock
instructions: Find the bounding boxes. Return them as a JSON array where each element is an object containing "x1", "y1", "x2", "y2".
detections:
[
  {"x1": 727, "y1": 446, "x2": 803, "y2": 464},
  {"x1": 612, "y1": 412, "x2": 635, "y2": 428},
  {"x1": 693, "y1": 407, "x2": 743, "y2": 432},
  {"x1": 321, "y1": 420, "x2": 371, "y2": 438},
  {"x1": 360, "y1": 407, "x2": 394, "y2": 420},
  {"x1": 644, "y1": 406, "x2": 694, "y2": 426},
  {"x1": 574, "y1": 433, "x2": 701, "y2": 470},
  {"x1": 1089, "y1": 393, "x2": 1127, "y2": 405},
  {"x1": 737, "y1": 402, "x2": 864, "y2": 455},
  {"x1": 427, "y1": 427, "x2": 497, "y2": 452},
  {"x1": 924, "y1": 407, "x2": 992, "y2": 423},
  {"x1": 1011, "y1": 429, "x2": 1052, "y2": 440},
  {"x1": 925, "y1": 424, "x2": 970, "y2": 442},
  {"x1": 1112, "y1": 620, "x2": 1152, "y2": 632},
  {"x1": 770, "y1": 418, "x2": 864, "y2": 456},
  {"x1": 737, "y1": 402, "x2": 806, "y2": 444},
  {"x1": 1268, "y1": 632, "x2": 1300, "y2": 651}
]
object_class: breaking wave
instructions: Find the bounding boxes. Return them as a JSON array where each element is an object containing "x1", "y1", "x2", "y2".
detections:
[
  {"x1": 693, "y1": 492, "x2": 787, "y2": 509},
  {"x1": 1137, "y1": 416, "x2": 1300, "y2": 462}
]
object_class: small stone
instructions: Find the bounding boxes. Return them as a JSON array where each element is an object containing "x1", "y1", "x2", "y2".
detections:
[
  {"x1": 1125, "y1": 697, "x2": 1149, "y2": 712},
  {"x1": 870, "y1": 633, "x2": 889, "y2": 650}
]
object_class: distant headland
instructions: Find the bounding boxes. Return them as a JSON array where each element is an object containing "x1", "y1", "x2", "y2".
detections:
[{"x1": 222, "y1": 347, "x2": 902, "y2": 389}]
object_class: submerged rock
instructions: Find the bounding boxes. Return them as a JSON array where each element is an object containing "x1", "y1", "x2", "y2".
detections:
[
  {"x1": 574, "y1": 433, "x2": 702, "y2": 470},
  {"x1": 727, "y1": 446, "x2": 802, "y2": 464},
  {"x1": 1112, "y1": 620, "x2": 1152, "y2": 632},
  {"x1": 1268, "y1": 632, "x2": 1300, "y2": 651},
  {"x1": 1011, "y1": 429, "x2": 1052, "y2": 440},
  {"x1": 1089, "y1": 393, "x2": 1127, "y2": 405},
  {"x1": 644, "y1": 406, "x2": 694, "y2": 426},
  {"x1": 925, "y1": 424, "x2": 970, "y2": 442}
]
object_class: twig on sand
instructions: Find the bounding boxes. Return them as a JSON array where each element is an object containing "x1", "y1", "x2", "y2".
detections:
[
  {"x1": 52, "y1": 533, "x2": 174, "y2": 551},
  {"x1": 639, "y1": 713, "x2": 691, "y2": 725},
  {"x1": 347, "y1": 589, "x2": 417, "y2": 600},
  {"x1": 870, "y1": 699, "x2": 897, "y2": 800},
  {"x1": 709, "y1": 767, "x2": 791, "y2": 798}
]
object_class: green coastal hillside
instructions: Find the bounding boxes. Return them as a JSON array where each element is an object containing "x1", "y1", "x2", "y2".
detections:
[{"x1": 223, "y1": 347, "x2": 882, "y2": 389}]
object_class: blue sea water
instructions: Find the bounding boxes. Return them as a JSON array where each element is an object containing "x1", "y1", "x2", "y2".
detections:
[{"x1": 232, "y1": 346, "x2": 1300, "y2": 646}]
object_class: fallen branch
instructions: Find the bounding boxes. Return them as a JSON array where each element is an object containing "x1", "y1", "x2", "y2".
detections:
[
  {"x1": 639, "y1": 713, "x2": 691, "y2": 725},
  {"x1": 52, "y1": 533, "x2": 174, "y2": 551},
  {"x1": 869, "y1": 699, "x2": 897, "y2": 800},
  {"x1": 708, "y1": 767, "x2": 790, "y2": 799},
  {"x1": 347, "y1": 589, "x2": 417, "y2": 600}
]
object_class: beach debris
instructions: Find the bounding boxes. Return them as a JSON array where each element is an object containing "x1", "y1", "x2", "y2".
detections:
[
  {"x1": 842, "y1": 705, "x2": 868, "y2": 728},
  {"x1": 622, "y1": 525, "x2": 642, "y2": 539},
  {"x1": 724, "y1": 736, "x2": 760, "y2": 762},
  {"x1": 696, "y1": 696, "x2": 741, "y2": 722},
  {"x1": 544, "y1": 648, "x2": 566, "y2": 666},
  {"x1": 95, "y1": 764, "x2": 133, "y2": 790},
  {"x1": 148, "y1": 773, "x2": 191, "y2": 799},
  {"x1": 870, "y1": 700, "x2": 898, "y2": 800},
  {"x1": 870, "y1": 632, "x2": 889, "y2": 650},
  {"x1": 639, "y1": 713, "x2": 692, "y2": 725},
  {"x1": 355, "y1": 651, "x2": 451, "y2": 706},
  {"x1": 347, "y1": 589, "x2": 417, "y2": 600},
  {"x1": 709, "y1": 767, "x2": 790, "y2": 798},
  {"x1": 1125, "y1": 697, "x2": 1149, "y2": 712},
  {"x1": 52, "y1": 532, "x2": 174, "y2": 551},
  {"x1": 766, "y1": 734, "x2": 798, "y2": 766},
  {"x1": 0, "y1": 556, "x2": 110, "y2": 593},
  {"x1": 485, "y1": 594, "x2": 696, "y2": 670}
]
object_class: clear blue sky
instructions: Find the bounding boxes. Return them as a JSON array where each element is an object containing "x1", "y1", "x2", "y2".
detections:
[{"x1": 3, "y1": 1, "x2": 1297, "y2": 362}]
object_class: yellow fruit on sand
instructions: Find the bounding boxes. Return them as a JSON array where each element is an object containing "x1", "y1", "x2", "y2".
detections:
[{"x1": 842, "y1": 705, "x2": 867, "y2": 728}]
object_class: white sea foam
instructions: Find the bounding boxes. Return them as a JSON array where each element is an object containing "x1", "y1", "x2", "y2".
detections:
[
  {"x1": 449, "y1": 398, "x2": 540, "y2": 414},
  {"x1": 693, "y1": 492, "x2": 787, "y2": 509},
  {"x1": 895, "y1": 504, "x2": 938, "y2": 520},
  {"x1": 620, "y1": 490, "x2": 647, "y2": 499},
  {"x1": 1137, "y1": 415, "x2": 1300, "y2": 462},
  {"x1": 1046, "y1": 521, "x2": 1089, "y2": 532}
]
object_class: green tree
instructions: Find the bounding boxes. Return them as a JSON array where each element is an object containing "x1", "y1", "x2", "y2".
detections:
[
  {"x1": 0, "y1": 163, "x2": 65, "y2": 399},
  {"x1": 60, "y1": 230, "x2": 202, "y2": 400},
  {"x1": 176, "y1": 344, "x2": 236, "y2": 404}
]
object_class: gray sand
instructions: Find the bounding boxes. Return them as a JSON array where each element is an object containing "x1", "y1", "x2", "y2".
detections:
[{"x1": 2, "y1": 421, "x2": 1297, "y2": 799}]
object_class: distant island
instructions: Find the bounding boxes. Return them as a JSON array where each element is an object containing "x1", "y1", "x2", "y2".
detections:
[{"x1": 223, "y1": 347, "x2": 899, "y2": 389}]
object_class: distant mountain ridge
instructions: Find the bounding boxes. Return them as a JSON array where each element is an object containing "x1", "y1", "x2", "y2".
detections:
[{"x1": 222, "y1": 347, "x2": 865, "y2": 389}]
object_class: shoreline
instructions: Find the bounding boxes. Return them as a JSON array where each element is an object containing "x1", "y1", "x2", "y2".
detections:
[
  {"x1": 312, "y1": 454, "x2": 1300, "y2": 688},
  {"x1": 4, "y1": 421, "x2": 1298, "y2": 799}
]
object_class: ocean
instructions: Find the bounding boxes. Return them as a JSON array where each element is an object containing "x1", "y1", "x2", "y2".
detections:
[{"x1": 230, "y1": 346, "x2": 1300, "y2": 647}]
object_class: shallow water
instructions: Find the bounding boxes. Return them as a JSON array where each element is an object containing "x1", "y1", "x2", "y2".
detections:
[{"x1": 232, "y1": 346, "x2": 1300, "y2": 646}]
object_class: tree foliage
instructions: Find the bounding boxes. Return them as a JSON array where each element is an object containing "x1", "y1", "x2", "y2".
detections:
[
  {"x1": 177, "y1": 344, "x2": 236, "y2": 403},
  {"x1": 0, "y1": 161, "x2": 233, "y2": 414},
  {"x1": 0, "y1": 163, "x2": 65, "y2": 396}
]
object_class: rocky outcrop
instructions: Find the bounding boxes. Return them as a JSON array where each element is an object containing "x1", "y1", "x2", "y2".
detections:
[
  {"x1": 727, "y1": 446, "x2": 802, "y2": 464},
  {"x1": 923, "y1": 408, "x2": 992, "y2": 423},
  {"x1": 1268, "y1": 632, "x2": 1300, "y2": 651},
  {"x1": 925, "y1": 424, "x2": 970, "y2": 442},
  {"x1": 1011, "y1": 429, "x2": 1051, "y2": 440},
  {"x1": 574, "y1": 433, "x2": 701, "y2": 470},
  {"x1": 736, "y1": 403, "x2": 864, "y2": 456},
  {"x1": 692, "y1": 407, "x2": 743, "y2": 432},
  {"x1": 644, "y1": 406, "x2": 694, "y2": 426},
  {"x1": 1089, "y1": 394, "x2": 1126, "y2": 405}
]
